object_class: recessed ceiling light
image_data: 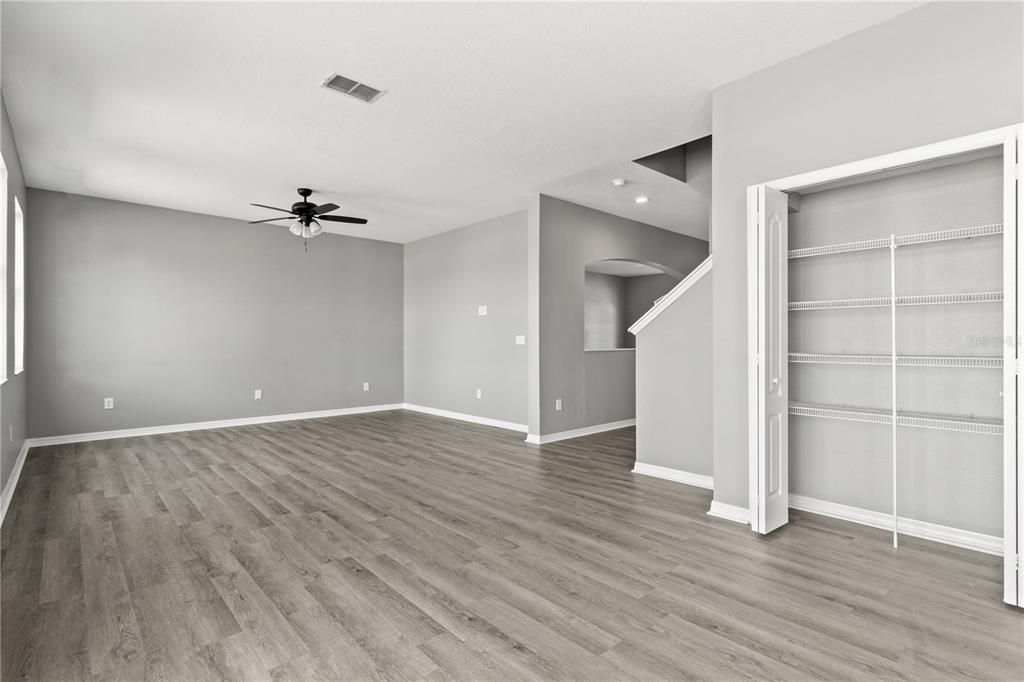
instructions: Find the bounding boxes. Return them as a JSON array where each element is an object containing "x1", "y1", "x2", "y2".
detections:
[
  {"x1": 612, "y1": 178, "x2": 627, "y2": 187},
  {"x1": 634, "y1": 195, "x2": 649, "y2": 204}
]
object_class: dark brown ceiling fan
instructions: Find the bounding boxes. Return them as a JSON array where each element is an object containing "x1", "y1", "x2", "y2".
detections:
[{"x1": 249, "y1": 187, "x2": 367, "y2": 239}]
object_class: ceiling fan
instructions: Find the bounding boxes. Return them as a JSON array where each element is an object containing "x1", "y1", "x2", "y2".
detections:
[{"x1": 249, "y1": 187, "x2": 368, "y2": 239}]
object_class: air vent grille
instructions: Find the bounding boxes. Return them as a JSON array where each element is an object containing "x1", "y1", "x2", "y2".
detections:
[{"x1": 321, "y1": 73, "x2": 385, "y2": 103}]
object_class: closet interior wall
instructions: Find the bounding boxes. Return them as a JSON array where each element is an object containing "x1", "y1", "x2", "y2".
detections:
[{"x1": 787, "y1": 152, "x2": 1004, "y2": 539}]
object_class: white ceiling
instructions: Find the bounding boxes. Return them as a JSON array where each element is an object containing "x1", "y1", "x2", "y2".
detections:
[
  {"x1": 543, "y1": 152, "x2": 710, "y2": 241},
  {"x1": 2, "y1": 2, "x2": 919, "y2": 243}
]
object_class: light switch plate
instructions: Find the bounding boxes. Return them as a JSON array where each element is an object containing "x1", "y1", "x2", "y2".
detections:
[
  {"x1": 555, "y1": 399, "x2": 562, "y2": 411},
  {"x1": 478, "y1": 305, "x2": 488, "y2": 316},
  {"x1": 515, "y1": 335, "x2": 526, "y2": 345},
  {"x1": 104, "y1": 397, "x2": 114, "y2": 410},
  {"x1": 254, "y1": 389, "x2": 262, "y2": 400},
  {"x1": 363, "y1": 382, "x2": 370, "y2": 392},
  {"x1": 476, "y1": 388, "x2": 482, "y2": 399}
]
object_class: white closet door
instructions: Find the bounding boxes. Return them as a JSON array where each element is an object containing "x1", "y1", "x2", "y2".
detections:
[{"x1": 751, "y1": 185, "x2": 790, "y2": 534}]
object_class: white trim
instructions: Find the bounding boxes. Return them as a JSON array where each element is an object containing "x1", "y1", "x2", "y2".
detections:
[
  {"x1": 401, "y1": 403, "x2": 528, "y2": 433},
  {"x1": 708, "y1": 499, "x2": 750, "y2": 524},
  {"x1": 628, "y1": 256, "x2": 712, "y2": 335},
  {"x1": 768, "y1": 124, "x2": 1021, "y2": 193},
  {"x1": 632, "y1": 462, "x2": 712, "y2": 489},
  {"x1": 24, "y1": 404, "x2": 405, "y2": 447},
  {"x1": 790, "y1": 494, "x2": 1002, "y2": 556},
  {"x1": 0, "y1": 440, "x2": 31, "y2": 528},
  {"x1": 525, "y1": 418, "x2": 635, "y2": 445}
]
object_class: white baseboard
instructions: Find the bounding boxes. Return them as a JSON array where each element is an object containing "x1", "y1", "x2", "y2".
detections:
[
  {"x1": 632, "y1": 462, "x2": 713, "y2": 490},
  {"x1": 525, "y1": 419, "x2": 636, "y2": 445},
  {"x1": 24, "y1": 403, "x2": 405, "y2": 447},
  {"x1": 0, "y1": 440, "x2": 31, "y2": 528},
  {"x1": 707, "y1": 499, "x2": 751, "y2": 524},
  {"x1": 789, "y1": 494, "x2": 1002, "y2": 556},
  {"x1": 401, "y1": 404, "x2": 528, "y2": 433}
]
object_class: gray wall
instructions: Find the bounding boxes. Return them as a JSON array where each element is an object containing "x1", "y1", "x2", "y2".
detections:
[
  {"x1": 788, "y1": 156, "x2": 1003, "y2": 535},
  {"x1": 625, "y1": 273, "x2": 677, "y2": 338},
  {"x1": 1, "y1": 95, "x2": 27, "y2": 493},
  {"x1": 584, "y1": 271, "x2": 628, "y2": 350},
  {"x1": 711, "y1": 1, "x2": 1024, "y2": 510},
  {"x1": 635, "y1": 270, "x2": 712, "y2": 476},
  {"x1": 404, "y1": 211, "x2": 528, "y2": 425},
  {"x1": 27, "y1": 190, "x2": 404, "y2": 438},
  {"x1": 535, "y1": 195, "x2": 708, "y2": 435}
]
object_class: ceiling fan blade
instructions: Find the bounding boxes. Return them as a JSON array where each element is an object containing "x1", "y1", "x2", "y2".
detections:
[
  {"x1": 318, "y1": 215, "x2": 369, "y2": 224},
  {"x1": 312, "y1": 203, "x2": 340, "y2": 215},
  {"x1": 248, "y1": 216, "x2": 293, "y2": 224},
  {"x1": 250, "y1": 203, "x2": 294, "y2": 214}
]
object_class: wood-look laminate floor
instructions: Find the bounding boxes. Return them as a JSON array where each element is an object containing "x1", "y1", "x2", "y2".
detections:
[{"x1": 2, "y1": 411, "x2": 1022, "y2": 681}]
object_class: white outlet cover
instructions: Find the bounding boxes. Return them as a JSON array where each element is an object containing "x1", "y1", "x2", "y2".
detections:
[
  {"x1": 476, "y1": 388, "x2": 482, "y2": 399},
  {"x1": 363, "y1": 382, "x2": 370, "y2": 391},
  {"x1": 254, "y1": 389, "x2": 262, "y2": 400},
  {"x1": 104, "y1": 397, "x2": 114, "y2": 410},
  {"x1": 515, "y1": 335, "x2": 526, "y2": 345},
  {"x1": 555, "y1": 399, "x2": 562, "y2": 411},
  {"x1": 477, "y1": 305, "x2": 487, "y2": 316}
]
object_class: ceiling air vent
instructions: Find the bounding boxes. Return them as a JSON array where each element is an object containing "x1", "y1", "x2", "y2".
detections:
[{"x1": 321, "y1": 72, "x2": 386, "y2": 103}]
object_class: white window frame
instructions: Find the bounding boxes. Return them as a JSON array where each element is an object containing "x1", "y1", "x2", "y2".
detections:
[{"x1": 14, "y1": 196, "x2": 24, "y2": 375}]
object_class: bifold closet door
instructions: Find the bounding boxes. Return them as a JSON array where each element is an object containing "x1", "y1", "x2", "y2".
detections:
[{"x1": 749, "y1": 185, "x2": 790, "y2": 534}]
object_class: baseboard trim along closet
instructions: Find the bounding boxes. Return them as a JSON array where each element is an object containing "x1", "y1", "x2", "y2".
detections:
[
  {"x1": 707, "y1": 499, "x2": 751, "y2": 524},
  {"x1": 401, "y1": 404, "x2": 528, "y2": 433},
  {"x1": 525, "y1": 419, "x2": 636, "y2": 444},
  {"x1": 23, "y1": 403, "x2": 406, "y2": 447},
  {"x1": 0, "y1": 440, "x2": 32, "y2": 528},
  {"x1": 632, "y1": 462, "x2": 713, "y2": 489},
  {"x1": 790, "y1": 494, "x2": 1002, "y2": 556}
]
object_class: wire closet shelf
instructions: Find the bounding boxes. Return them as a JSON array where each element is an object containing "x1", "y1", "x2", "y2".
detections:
[
  {"x1": 786, "y1": 220, "x2": 1008, "y2": 549},
  {"x1": 789, "y1": 403, "x2": 1004, "y2": 436},
  {"x1": 787, "y1": 222, "x2": 1002, "y2": 259}
]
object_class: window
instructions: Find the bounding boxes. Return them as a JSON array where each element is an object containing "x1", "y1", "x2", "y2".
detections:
[{"x1": 14, "y1": 197, "x2": 23, "y2": 374}]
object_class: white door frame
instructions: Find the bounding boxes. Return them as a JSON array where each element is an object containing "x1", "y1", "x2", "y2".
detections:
[{"x1": 747, "y1": 124, "x2": 1023, "y2": 607}]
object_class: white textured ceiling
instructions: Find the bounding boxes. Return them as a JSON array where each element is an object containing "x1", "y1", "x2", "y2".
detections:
[{"x1": 2, "y1": 2, "x2": 918, "y2": 243}]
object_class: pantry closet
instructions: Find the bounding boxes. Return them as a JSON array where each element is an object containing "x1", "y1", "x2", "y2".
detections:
[{"x1": 747, "y1": 125, "x2": 1023, "y2": 607}]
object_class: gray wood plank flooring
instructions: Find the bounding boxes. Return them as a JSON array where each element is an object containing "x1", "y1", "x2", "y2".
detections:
[{"x1": 2, "y1": 410, "x2": 1022, "y2": 680}]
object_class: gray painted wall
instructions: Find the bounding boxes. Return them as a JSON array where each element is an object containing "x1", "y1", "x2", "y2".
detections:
[
  {"x1": 635, "y1": 270, "x2": 712, "y2": 476},
  {"x1": 404, "y1": 211, "x2": 528, "y2": 425},
  {"x1": 625, "y1": 273, "x2": 677, "y2": 339},
  {"x1": 535, "y1": 195, "x2": 708, "y2": 435},
  {"x1": 711, "y1": 1, "x2": 1024, "y2": 510},
  {"x1": 1, "y1": 96, "x2": 27, "y2": 494},
  {"x1": 788, "y1": 156, "x2": 1003, "y2": 535},
  {"x1": 584, "y1": 271, "x2": 628, "y2": 350},
  {"x1": 27, "y1": 190, "x2": 404, "y2": 438}
]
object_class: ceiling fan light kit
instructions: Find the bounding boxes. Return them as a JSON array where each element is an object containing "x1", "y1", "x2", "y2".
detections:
[{"x1": 249, "y1": 187, "x2": 367, "y2": 243}]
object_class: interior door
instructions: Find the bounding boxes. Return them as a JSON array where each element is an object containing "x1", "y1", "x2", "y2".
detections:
[{"x1": 750, "y1": 184, "x2": 790, "y2": 534}]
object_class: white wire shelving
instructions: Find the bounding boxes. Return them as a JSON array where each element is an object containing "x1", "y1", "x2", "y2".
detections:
[
  {"x1": 789, "y1": 402, "x2": 1003, "y2": 436},
  {"x1": 789, "y1": 353, "x2": 1003, "y2": 369},
  {"x1": 789, "y1": 291, "x2": 1003, "y2": 311},
  {"x1": 788, "y1": 222, "x2": 1003, "y2": 259}
]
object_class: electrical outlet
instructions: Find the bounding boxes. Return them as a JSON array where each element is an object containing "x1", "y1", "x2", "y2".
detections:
[
  {"x1": 363, "y1": 382, "x2": 370, "y2": 392},
  {"x1": 104, "y1": 397, "x2": 114, "y2": 410},
  {"x1": 555, "y1": 398, "x2": 562, "y2": 411},
  {"x1": 476, "y1": 388, "x2": 482, "y2": 399},
  {"x1": 254, "y1": 389, "x2": 262, "y2": 400},
  {"x1": 477, "y1": 305, "x2": 488, "y2": 316},
  {"x1": 515, "y1": 335, "x2": 526, "y2": 345}
]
